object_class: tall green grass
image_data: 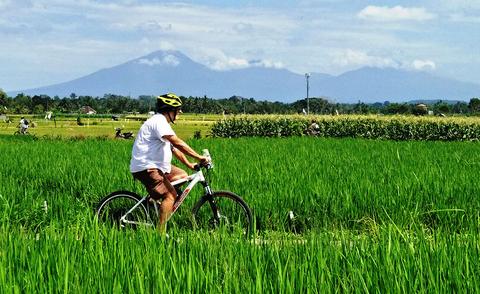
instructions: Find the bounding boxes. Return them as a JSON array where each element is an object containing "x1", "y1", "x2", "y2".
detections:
[
  {"x1": 1, "y1": 226, "x2": 479, "y2": 293},
  {"x1": 1, "y1": 135, "x2": 480, "y2": 292},
  {"x1": 3, "y1": 136, "x2": 480, "y2": 231},
  {"x1": 196, "y1": 137, "x2": 480, "y2": 232}
]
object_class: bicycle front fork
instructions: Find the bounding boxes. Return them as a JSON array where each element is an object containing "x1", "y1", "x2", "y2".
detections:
[
  {"x1": 202, "y1": 183, "x2": 220, "y2": 219},
  {"x1": 203, "y1": 184, "x2": 213, "y2": 196}
]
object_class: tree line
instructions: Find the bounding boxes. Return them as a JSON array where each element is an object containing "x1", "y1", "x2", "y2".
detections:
[{"x1": 1, "y1": 89, "x2": 480, "y2": 115}]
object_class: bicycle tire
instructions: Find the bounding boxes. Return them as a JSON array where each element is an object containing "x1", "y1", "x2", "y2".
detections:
[
  {"x1": 14, "y1": 131, "x2": 29, "y2": 135},
  {"x1": 95, "y1": 191, "x2": 153, "y2": 229},
  {"x1": 192, "y1": 191, "x2": 253, "y2": 237}
]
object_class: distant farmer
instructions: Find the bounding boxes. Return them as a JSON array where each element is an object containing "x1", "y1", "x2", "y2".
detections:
[
  {"x1": 306, "y1": 119, "x2": 320, "y2": 136},
  {"x1": 129, "y1": 93, "x2": 209, "y2": 235}
]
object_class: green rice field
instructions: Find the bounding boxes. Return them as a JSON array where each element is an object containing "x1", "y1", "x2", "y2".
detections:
[
  {"x1": 0, "y1": 113, "x2": 215, "y2": 139},
  {"x1": 1, "y1": 133, "x2": 480, "y2": 292}
]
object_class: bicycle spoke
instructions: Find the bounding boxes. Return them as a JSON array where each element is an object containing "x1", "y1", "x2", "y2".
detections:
[{"x1": 96, "y1": 192, "x2": 152, "y2": 230}]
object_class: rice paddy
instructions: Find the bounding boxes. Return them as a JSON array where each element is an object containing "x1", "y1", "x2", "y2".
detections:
[{"x1": 1, "y1": 130, "x2": 480, "y2": 292}]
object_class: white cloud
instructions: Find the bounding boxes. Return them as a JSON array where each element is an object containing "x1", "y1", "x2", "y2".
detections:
[
  {"x1": 249, "y1": 59, "x2": 284, "y2": 69},
  {"x1": 189, "y1": 48, "x2": 284, "y2": 71},
  {"x1": 138, "y1": 55, "x2": 179, "y2": 67},
  {"x1": 209, "y1": 56, "x2": 249, "y2": 70},
  {"x1": 358, "y1": 6, "x2": 436, "y2": 22},
  {"x1": 208, "y1": 57, "x2": 284, "y2": 71},
  {"x1": 331, "y1": 50, "x2": 437, "y2": 73},
  {"x1": 333, "y1": 49, "x2": 400, "y2": 68},
  {"x1": 412, "y1": 59, "x2": 436, "y2": 71}
]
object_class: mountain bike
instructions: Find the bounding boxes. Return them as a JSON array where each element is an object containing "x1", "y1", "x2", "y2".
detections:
[
  {"x1": 14, "y1": 125, "x2": 30, "y2": 135},
  {"x1": 114, "y1": 127, "x2": 134, "y2": 139},
  {"x1": 95, "y1": 150, "x2": 253, "y2": 236}
]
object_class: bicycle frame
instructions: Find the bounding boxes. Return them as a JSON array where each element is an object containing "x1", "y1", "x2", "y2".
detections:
[
  {"x1": 119, "y1": 167, "x2": 213, "y2": 226},
  {"x1": 171, "y1": 168, "x2": 212, "y2": 213}
]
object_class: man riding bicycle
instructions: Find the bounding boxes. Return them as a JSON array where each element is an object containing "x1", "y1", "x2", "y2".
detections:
[
  {"x1": 129, "y1": 93, "x2": 208, "y2": 234},
  {"x1": 19, "y1": 117, "x2": 29, "y2": 134}
]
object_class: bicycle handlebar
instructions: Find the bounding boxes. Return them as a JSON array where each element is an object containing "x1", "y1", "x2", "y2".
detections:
[
  {"x1": 194, "y1": 149, "x2": 213, "y2": 171},
  {"x1": 193, "y1": 160, "x2": 213, "y2": 171}
]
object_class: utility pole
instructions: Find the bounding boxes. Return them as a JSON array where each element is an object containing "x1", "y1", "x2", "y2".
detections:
[{"x1": 305, "y1": 73, "x2": 310, "y2": 115}]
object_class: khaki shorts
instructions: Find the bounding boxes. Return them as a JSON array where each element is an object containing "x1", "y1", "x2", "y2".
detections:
[{"x1": 132, "y1": 168, "x2": 177, "y2": 200}]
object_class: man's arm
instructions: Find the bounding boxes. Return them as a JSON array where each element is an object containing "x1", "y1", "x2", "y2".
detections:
[
  {"x1": 164, "y1": 135, "x2": 207, "y2": 164},
  {"x1": 172, "y1": 147, "x2": 195, "y2": 170}
]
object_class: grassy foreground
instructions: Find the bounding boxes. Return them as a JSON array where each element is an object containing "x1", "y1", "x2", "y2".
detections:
[
  {"x1": 1, "y1": 135, "x2": 480, "y2": 292},
  {"x1": 2, "y1": 227, "x2": 479, "y2": 293}
]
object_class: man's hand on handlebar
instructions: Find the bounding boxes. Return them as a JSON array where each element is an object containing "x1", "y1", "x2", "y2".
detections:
[
  {"x1": 186, "y1": 156, "x2": 210, "y2": 171},
  {"x1": 191, "y1": 156, "x2": 211, "y2": 171},
  {"x1": 199, "y1": 156, "x2": 209, "y2": 166}
]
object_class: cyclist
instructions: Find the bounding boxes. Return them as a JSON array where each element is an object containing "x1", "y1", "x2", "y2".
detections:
[
  {"x1": 129, "y1": 93, "x2": 208, "y2": 234},
  {"x1": 19, "y1": 117, "x2": 29, "y2": 134}
]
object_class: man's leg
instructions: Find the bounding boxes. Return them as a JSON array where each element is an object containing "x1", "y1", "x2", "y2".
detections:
[
  {"x1": 158, "y1": 165, "x2": 188, "y2": 233},
  {"x1": 158, "y1": 190, "x2": 176, "y2": 234},
  {"x1": 167, "y1": 165, "x2": 188, "y2": 182},
  {"x1": 132, "y1": 169, "x2": 177, "y2": 235},
  {"x1": 166, "y1": 165, "x2": 189, "y2": 197},
  {"x1": 153, "y1": 170, "x2": 177, "y2": 234}
]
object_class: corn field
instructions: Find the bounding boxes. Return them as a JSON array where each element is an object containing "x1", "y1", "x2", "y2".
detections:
[{"x1": 212, "y1": 115, "x2": 480, "y2": 140}]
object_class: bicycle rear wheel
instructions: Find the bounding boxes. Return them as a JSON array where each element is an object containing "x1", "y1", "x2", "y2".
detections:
[
  {"x1": 192, "y1": 191, "x2": 253, "y2": 237},
  {"x1": 95, "y1": 191, "x2": 153, "y2": 229}
]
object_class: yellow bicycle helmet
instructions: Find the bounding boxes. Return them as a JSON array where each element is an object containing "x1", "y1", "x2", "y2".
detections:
[{"x1": 156, "y1": 93, "x2": 182, "y2": 113}]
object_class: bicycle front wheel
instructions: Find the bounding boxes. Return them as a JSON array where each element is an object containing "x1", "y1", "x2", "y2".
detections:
[
  {"x1": 95, "y1": 191, "x2": 153, "y2": 229},
  {"x1": 192, "y1": 191, "x2": 253, "y2": 237}
]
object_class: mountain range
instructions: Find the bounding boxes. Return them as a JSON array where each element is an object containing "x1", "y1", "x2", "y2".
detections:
[{"x1": 8, "y1": 50, "x2": 480, "y2": 103}]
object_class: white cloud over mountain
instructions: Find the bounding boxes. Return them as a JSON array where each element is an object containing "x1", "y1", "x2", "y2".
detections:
[
  {"x1": 332, "y1": 50, "x2": 437, "y2": 73},
  {"x1": 412, "y1": 59, "x2": 436, "y2": 71},
  {"x1": 191, "y1": 49, "x2": 284, "y2": 71},
  {"x1": 138, "y1": 55, "x2": 180, "y2": 67},
  {"x1": 333, "y1": 49, "x2": 399, "y2": 68}
]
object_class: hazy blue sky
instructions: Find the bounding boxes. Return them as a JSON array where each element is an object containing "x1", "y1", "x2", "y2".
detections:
[{"x1": 1, "y1": 0, "x2": 479, "y2": 91}]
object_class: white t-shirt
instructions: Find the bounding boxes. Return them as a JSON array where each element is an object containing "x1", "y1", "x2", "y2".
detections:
[
  {"x1": 130, "y1": 114, "x2": 176, "y2": 173},
  {"x1": 20, "y1": 119, "x2": 28, "y2": 129}
]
